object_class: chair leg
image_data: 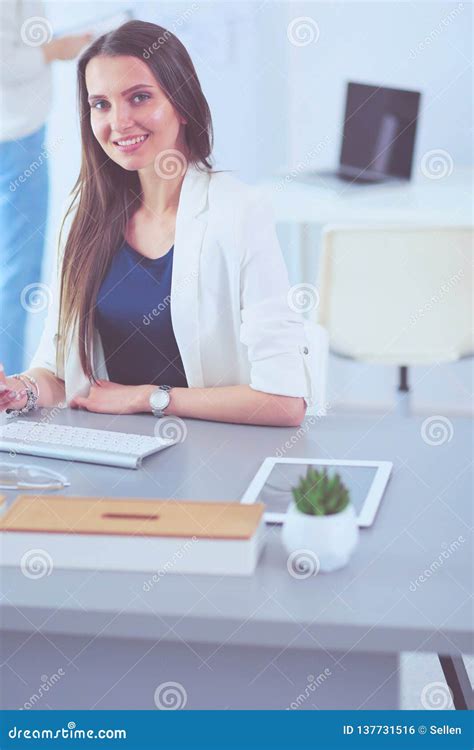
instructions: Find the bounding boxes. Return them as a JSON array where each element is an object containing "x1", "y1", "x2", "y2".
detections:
[
  {"x1": 396, "y1": 366, "x2": 411, "y2": 416},
  {"x1": 438, "y1": 655, "x2": 473, "y2": 710}
]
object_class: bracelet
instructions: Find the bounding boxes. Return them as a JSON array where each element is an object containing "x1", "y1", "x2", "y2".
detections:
[
  {"x1": 18, "y1": 373, "x2": 40, "y2": 400},
  {"x1": 6, "y1": 373, "x2": 39, "y2": 419}
]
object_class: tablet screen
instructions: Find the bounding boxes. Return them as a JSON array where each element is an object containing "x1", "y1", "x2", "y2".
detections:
[{"x1": 259, "y1": 462, "x2": 379, "y2": 515}]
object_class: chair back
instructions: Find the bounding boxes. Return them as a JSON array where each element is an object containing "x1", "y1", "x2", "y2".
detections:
[{"x1": 316, "y1": 226, "x2": 473, "y2": 365}]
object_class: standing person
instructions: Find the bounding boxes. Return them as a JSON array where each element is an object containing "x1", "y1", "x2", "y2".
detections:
[{"x1": 0, "y1": 0, "x2": 91, "y2": 373}]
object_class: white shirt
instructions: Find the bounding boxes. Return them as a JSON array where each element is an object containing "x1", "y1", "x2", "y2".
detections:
[
  {"x1": 31, "y1": 165, "x2": 314, "y2": 405},
  {"x1": 0, "y1": 0, "x2": 52, "y2": 141}
]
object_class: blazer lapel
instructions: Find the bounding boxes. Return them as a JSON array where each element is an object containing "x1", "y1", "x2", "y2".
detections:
[{"x1": 171, "y1": 165, "x2": 210, "y2": 388}]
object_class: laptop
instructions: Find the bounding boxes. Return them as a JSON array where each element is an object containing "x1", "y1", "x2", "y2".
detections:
[{"x1": 300, "y1": 81, "x2": 421, "y2": 187}]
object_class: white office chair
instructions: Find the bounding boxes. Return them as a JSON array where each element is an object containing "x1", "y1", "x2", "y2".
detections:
[{"x1": 315, "y1": 226, "x2": 474, "y2": 415}]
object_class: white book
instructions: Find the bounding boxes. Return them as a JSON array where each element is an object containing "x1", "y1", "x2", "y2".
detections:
[{"x1": 0, "y1": 496, "x2": 266, "y2": 577}]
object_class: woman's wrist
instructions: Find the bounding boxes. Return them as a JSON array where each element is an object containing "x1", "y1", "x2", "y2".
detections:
[
  {"x1": 136, "y1": 384, "x2": 181, "y2": 415},
  {"x1": 7, "y1": 377, "x2": 28, "y2": 409},
  {"x1": 7, "y1": 373, "x2": 40, "y2": 416},
  {"x1": 136, "y1": 384, "x2": 157, "y2": 413}
]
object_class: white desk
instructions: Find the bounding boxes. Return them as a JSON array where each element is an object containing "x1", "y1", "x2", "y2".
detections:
[
  {"x1": 1, "y1": 411, "x2": 472, "y2": 710},
  {"x1": 260, "y1": 166, "x2": 473, "y2": 282}
]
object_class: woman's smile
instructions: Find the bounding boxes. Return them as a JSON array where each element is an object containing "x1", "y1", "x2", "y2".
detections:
[
  {"x1": 86, "y1": 55, "x2": 188, "y2": 171},
  {"x1": 113, "y1": 133, "x2": 150, "y2": 153}
]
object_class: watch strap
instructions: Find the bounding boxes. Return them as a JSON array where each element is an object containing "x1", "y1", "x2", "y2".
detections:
[{"x1": 150, "y1": 385, "x2": 172, "y2": 417}]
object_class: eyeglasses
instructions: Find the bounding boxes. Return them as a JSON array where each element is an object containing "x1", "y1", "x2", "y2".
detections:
[{"x1": 0, "y1": 462, "x2": 70, "y2": 491}]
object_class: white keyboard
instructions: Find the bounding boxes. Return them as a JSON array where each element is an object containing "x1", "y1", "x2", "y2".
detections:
[{"x1": 0, "y1": 421, "x2": 177, "y2": 469}]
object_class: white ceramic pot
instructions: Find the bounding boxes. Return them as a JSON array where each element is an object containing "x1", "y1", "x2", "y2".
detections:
[{"x1": 282, "y1": 502, "x2": 359, "y2": 573}]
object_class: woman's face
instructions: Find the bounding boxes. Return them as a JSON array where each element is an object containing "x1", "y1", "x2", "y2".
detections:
[{"x1": 86, "y1": 55, "x2": 187, "y2": 172}]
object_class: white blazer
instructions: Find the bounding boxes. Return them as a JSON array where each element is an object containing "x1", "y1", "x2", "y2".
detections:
[{"x1": 31, "y1": 165, "x2": 314, "y2": 405}]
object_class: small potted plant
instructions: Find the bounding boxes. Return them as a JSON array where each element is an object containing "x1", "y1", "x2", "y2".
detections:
[{"x1": 282, "y1": 466, "x2": 359, "y2": 573}]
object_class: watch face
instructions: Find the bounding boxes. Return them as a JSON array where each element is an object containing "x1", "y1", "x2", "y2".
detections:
[{"x1": 150, "y1": 389, "x2": 170, "y2": 411}]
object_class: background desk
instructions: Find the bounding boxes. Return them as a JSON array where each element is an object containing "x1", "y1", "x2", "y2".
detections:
[
  {"x1": 0, "y1": 411, "x2": 472, "y2": 710},
  {"x1": 261, "y1": 167, "x2": 473, "y2": 284}
]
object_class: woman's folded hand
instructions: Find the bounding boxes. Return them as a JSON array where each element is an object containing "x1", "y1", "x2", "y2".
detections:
[{"x1": 70, "y1": 380, "x2": 152, "y2": 415}]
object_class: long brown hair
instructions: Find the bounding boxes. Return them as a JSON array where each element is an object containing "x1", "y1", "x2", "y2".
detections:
[{"x1": 57, "y1": 20, "x2": 213, "y2": 381}]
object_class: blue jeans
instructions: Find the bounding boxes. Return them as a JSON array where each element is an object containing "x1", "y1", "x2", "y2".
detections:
[{"x1": 0, "y1": 126, "x2": 49, "y2": 374}]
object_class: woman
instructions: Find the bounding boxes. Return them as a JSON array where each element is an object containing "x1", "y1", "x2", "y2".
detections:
[{"x1": 0, "y1": 20, "x2": 312, "y2": 427}]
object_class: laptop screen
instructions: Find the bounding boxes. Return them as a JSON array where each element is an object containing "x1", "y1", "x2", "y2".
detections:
[{"x1": 339, "y1": 82, "x2": 421, "y2": 179}]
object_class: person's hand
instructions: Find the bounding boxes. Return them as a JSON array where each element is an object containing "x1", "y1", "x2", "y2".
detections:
[
  {"x1": 0, "y1": 364, "x2": 27, "y2": 412},
  {"x1": 42, "y1": 33, "x2": 93, "y2": 63},
  {"x1": 70, "y1": 381, "x2": 154, "y2": 415}
]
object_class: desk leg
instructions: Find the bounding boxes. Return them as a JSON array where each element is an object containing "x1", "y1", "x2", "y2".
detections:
[{"x1": 438, "y1": 655, "x2": 473, "y2": 710}]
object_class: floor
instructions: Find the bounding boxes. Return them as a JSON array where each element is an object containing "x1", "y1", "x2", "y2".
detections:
[{"x1": 401, "y1": 653, "x2": 473, "y2": 710}]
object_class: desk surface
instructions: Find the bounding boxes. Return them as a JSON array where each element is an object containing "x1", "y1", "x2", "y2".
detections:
[
  {"x1": 262, "y1": 166, "x2": 473, "y2": 225},
  {"x1": 1, "y1": 410, "x2": 472, "y2": 656}
]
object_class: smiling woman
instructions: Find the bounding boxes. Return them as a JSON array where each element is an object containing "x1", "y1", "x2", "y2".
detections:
[{"x1": 1, "y1": 20, "x2": 313, "y2": 427}]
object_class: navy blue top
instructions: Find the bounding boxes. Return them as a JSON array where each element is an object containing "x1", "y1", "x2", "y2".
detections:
[{"x1": 95, "y1": 242, "x2": 188, "y2": 388}]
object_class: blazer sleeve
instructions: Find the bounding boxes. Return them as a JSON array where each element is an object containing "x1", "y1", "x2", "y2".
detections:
[
  {"x1": 238, "y1": 192, "x2": 313, "y2": 404},
  {"x1": 28, "y1": 253, "x2": 64, "y2": 379}
]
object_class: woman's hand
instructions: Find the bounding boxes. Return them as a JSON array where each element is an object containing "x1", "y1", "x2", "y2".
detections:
[
  {"x1": 70, "y1": 380, "x2": 152, "y2": 415},
  {"x1": 42, "y1": 33, "x2": 93, "y2": 63},
  {"x1": 0, "y1": 364, "x2": 27, "y2": 412}
]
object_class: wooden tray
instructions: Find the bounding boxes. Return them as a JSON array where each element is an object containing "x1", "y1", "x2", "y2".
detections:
[{"x1": 0, "y1": 495, "x2": 264, "y2": 540}]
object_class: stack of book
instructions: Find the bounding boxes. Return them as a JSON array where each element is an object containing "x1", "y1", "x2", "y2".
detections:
[{"x1": 0, "y1": 495, "x2": 266, "y2": 576}]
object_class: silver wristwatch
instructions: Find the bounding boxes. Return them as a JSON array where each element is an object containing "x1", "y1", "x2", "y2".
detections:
[{"x1": 149, "y1": 385, "x2": 172, "y2": 418}]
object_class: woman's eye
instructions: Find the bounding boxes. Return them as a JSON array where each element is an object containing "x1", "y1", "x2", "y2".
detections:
[
  {"x1": 132, "y1": 93, "x2": 151, "y2": 104},
  {"x1": 92, "y1": 100, "x2": 109, "y2": 110}
]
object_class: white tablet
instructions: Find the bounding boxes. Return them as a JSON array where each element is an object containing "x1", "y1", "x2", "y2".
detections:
[{"x1": 240, "y1": 458, "x2": 392, "y2": 527}]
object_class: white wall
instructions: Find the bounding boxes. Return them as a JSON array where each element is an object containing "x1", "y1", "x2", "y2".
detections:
[{"x1": 284, "y1": 0, "x2": 472, "y2": 172}]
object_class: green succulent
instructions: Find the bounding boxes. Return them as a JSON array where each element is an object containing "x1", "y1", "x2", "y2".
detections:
[{"x1": 291, "y1": 466, "x2": 350, "y2": 516}]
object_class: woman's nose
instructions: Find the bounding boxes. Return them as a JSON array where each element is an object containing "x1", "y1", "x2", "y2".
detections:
[{"x1": 110, "y1": 104, "x2": 134, "y2": 133}]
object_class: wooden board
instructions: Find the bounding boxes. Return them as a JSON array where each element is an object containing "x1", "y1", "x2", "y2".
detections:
[{"x1": 0, "y1": 495, "x2": 264, "y2": 540}]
